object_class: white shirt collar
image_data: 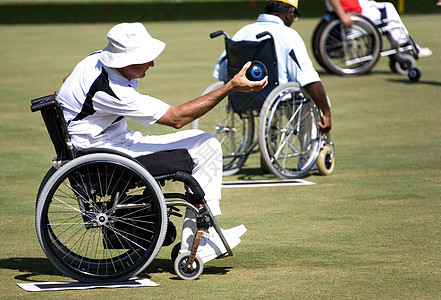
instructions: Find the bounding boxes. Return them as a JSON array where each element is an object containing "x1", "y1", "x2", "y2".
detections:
[
  {"x1": 256, "y1": 14, "x2": 284, "y2": 25},
  {"x1": 103, "y1": 65, "x2": 137, "y2": 87}
]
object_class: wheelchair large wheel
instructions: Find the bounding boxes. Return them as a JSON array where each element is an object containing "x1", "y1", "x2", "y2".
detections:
[
  {"x1": 313, "y1": 14, "x2": 382, "y2": 76},
  {"x1": 258, "y1": 83, "x2": 322, "y2": 179},
  {"x1": 36, "y1": 153, "x2": 168, "y2": 282},
  {"x1": 191, "y1": 81, "x2": 254, "y2": 176}
]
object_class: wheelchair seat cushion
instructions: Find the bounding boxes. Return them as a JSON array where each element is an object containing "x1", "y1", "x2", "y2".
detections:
[
  {"x1": 76, "y1": 148, "x2": 194, "y2": 177},
  {"x1": 135, "y1": 149, "x2": 194, "y2": 177}
]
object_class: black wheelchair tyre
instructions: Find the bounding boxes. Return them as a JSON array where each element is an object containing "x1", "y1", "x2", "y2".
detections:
[
  {"x1": 36, "y1": 153, "x2": 168, "y2": 282},
  {"x1": 36, "y1": 167, "x2": 57, "y2": 207},
  {"x1": 312, "y1": 16, "x2": 333, "y2": 73}
]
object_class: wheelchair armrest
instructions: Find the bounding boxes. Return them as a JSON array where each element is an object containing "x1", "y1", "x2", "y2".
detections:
[{"x1": 172, "y1": 171, "x2": 205, "y2": 204}]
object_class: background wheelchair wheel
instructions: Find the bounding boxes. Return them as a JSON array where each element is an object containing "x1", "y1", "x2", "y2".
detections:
[
  {"x1": 312, "y1": 16, "x2": 333, "y2": 72},
  {"x1": 258, "y1": 83, "x2": 322, "y2": 179},
  {"x1": 390, "y1": 54, "x2": 417, "y2": 75},
  {"x1": 314, "y1": 13, "x2": 382, "y2": 76},
  {"x1": 317, "y1": 144, "x2": 335, "y2": 176},
  {"x1": 191, "y1": 81, "x2": 254, "y2": 176},
  {"x1": 174, "y1": 252, "x2": 204, "y2": 280},
  {"x1": 36, "y1": 153, "x2": 168, "y2": 283}
]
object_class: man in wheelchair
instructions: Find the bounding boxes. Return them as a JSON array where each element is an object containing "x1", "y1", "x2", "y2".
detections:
[
  {"x1": 326, "y1": 0, "x2": 432, "y2": 58},
  {"x1": 213, "y1": 0, "x2": 332, "y2": 139},
  {"x1": 56, "y1": 22, "x2": 267, "y2": 265}
]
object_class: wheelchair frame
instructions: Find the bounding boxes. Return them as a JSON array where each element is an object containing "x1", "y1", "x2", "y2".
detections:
[
  {"x1": 30, "y1": 93, "x2": 234, "y2": 282},
  {"x1": 191, "y1": 31, "x2": 335, "y2": 179},
  {"x1": 312, "y1": 12, "x2": 421, "y2": 81}
]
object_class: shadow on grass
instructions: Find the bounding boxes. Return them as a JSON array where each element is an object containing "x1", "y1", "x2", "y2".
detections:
[
  {"x1": 317, "y1": 69, "x2": 441, "y2": 86},
  {"x1": 0, "y1": 257, "x2": 65, "y2": 282},
  {"x1": 1, "y1": 257, "x2": 232, "y2": 282},
  {"x1": 386, "y1": 78, "x2": 441, "y2": 86},
  {"x1": 317, "y1": 69, "x2": 398, "y2": 77},
  {"x1": 142, "y1": 258, "x2": 232, "y2": 280}
]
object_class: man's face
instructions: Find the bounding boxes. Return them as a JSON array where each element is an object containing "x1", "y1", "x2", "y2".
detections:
[{"x1": 118, "y1": 61, "x2": 155, "y2": 80}]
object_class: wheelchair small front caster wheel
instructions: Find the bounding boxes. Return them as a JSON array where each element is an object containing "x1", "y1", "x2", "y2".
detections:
[
  {"x1": 174, "y1": 252, "x2": 204, "y2": 280},
  {"x1": 391, "y1": 54, "x2": 416, "y2": 75},
  {"x1": 408, "y1": 68, "x2": 421, "y2": 82},
  {"x1": 317, "y1": 144, "x2": 335, "y2": 175}
]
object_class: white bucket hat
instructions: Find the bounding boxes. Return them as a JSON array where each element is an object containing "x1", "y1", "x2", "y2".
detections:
[{"x1": 99, "y1": 22, "x2": 166, "y2": 68}]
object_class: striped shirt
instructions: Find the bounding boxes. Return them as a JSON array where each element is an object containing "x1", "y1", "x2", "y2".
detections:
[{"x1": 57, "y1": 51, "x2": 170, "y2": 150}]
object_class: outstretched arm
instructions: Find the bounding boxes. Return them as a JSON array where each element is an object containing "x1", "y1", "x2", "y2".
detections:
[
  {"x1": 157, "y1": 61, "x2": 268, "y2": 129},
  {"x1": 303, "y1": 81, "x2": 332, "y2": 139}
]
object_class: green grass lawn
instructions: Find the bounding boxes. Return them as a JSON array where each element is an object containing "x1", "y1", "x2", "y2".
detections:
[{"x1": 1, "y1": 15, "x2": 440, "y2": 299}]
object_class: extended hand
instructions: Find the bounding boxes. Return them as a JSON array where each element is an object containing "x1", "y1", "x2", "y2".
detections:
[
  {"x1": 318, "y1": 114, "x2": 332, "y2": 139},
  {"x1": 230, "y1": 61, "x2": 268, "y2": 93}
]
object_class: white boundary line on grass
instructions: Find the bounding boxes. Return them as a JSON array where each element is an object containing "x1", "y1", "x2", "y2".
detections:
[
  {"x1": 222, "y1": 179, "x2": 315, "y2": 188},
  {"x1": 17, "y1": 278, "x2": 159, "y2": 292}
]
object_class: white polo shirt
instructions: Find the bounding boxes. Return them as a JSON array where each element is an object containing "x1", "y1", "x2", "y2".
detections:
[
  {"x1": 57, "y1": 51, "x2": 170, "y2": 150},
  {"x1": 213, "y1": 14, "x2": 321, "y2": 87}
]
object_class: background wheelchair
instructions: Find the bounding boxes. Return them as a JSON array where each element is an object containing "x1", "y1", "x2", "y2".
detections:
[
  {"x1": 30, "y1": 94, "x2": 235, "y2": 282},
  {"x1": 191, "y1": 30, "x2": 335, "y2": 179},
  {"x1": 312, "y1": 12, "x2": 421, "y2": 81}
]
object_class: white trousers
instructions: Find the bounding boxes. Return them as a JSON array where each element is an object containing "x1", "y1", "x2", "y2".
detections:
[
  {"x1": 359, "y1": 0, "x2": 409, "y2": 45},
  {"x1": 104, "y1": 129, "x2": 223, "y2": 216}
]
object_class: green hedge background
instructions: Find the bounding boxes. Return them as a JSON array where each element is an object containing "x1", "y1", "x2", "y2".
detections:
[{"x1": 0, "y1": 0, "x2": 439, "y2": 24}]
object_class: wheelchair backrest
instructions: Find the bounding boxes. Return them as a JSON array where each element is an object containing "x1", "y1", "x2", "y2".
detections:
[
  {"x1": 30, "y1": 93, "x2": 75, "y2": 164},
  {"x1": 225, "y1": 34, "x2": 279, "y2": 112}
]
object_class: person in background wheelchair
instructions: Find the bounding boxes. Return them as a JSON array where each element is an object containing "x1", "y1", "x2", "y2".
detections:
[
  {"x1": 326, "y1": 0, "x2": 432, "y2": 58},
  {"x1": 57, "y1": 23, "x2": 267, "y2": 265},
  {"x1": 213, "y1": 0, "x2": 332, "y2": 140}
]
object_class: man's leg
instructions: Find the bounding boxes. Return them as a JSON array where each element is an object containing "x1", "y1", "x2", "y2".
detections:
[
  {"x1": 107, "y1": 129, "x2": 247, "y2": 262},
  {"x1": 360, "y1": 1, "x2": 431, "y2": 57},
  {"x1": 175, "y1": 131, "x2": 246, "y2": 262}
]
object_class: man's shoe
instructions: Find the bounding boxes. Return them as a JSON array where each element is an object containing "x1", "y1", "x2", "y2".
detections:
[
  {"x1": 180, "y1": 214, "x2": 247, "y2": 263},
  {"x1": 418, "y1": 47, "x2": 432, "y2": 58},
  {"x1": 219, "y1": 224, "x2": 247, "y2": 239},
  {"x1": 196, "y1": 232, "x2": 243, "y2": 263}
]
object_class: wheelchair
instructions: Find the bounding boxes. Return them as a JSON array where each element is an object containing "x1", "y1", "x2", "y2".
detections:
[
  {"x1": 312, "y1": 12, "x2": 421, "y2": 81},
  {"x1": 30, "y1": 93, "x2": 236, "y2": 282},
  {"x1": 191, "y1": 30, "x2": 335, "y2": 179}
]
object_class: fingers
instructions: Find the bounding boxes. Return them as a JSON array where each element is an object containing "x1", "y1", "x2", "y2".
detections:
[
  {"x1": 231, "y1": 62, "x2": 268, "y2": 93},
  {"x1": 239, "y1": 61, "x2": 252, "y2": 76},
  {"x1": 251, "y1": 75, "x2": 268, "y2": 89},
  {"x1": 246, "y1": 75, "x2": 268, "y2": 92},
  {"x1": 318, "y1": 121, "x2": 331, "y2": 140}
]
